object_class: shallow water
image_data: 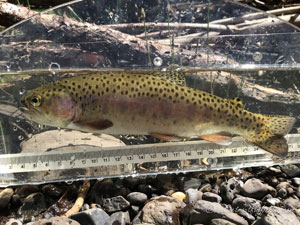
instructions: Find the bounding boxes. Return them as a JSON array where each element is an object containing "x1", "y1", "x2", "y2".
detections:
[
  {"x1": 1, "y1": 0, "x2": 300, "y2": 185},
  {"x1": 0, "y1": 69, "x2": 299, "y2": 153}
]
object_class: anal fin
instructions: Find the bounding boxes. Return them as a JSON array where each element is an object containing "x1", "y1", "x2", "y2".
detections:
[
  {"x1": 200, "y1": 133, "x2": 232, "y2": 146},
  {"x1": 248, "y1": 135, "x2": 288, "y2": 157}
]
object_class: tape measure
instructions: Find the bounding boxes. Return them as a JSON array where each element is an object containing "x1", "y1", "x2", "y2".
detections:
[{"x1": 0, "y1": 134, "x2": 299, "y2": 187}]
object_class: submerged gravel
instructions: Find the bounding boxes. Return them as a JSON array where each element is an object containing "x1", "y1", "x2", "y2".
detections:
[{"x1": 0, "y1": 164, "x2": 300, "y2": 225}]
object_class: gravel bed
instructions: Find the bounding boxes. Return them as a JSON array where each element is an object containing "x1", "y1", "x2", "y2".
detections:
[{"x1": 0, "y1": 164, "x2": 300, "y2": 225}]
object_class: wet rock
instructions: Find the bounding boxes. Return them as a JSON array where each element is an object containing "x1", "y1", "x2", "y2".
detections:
[
  {"x1": 276, "y1": 181, "x2": 293, "y2": 190},
  {"x1": 6, "y1": 218, "x2": 22, "y2": 225},
  {"x1": 292, "y1": 177, "x2": 300, "y2": 186},
  {"x1": 21, "y1": 131, "x2": 125, "y2": 153},
  {"x1": 268, "y1": 166, "x2": 282, "y2": 174},
  {"x1": 102, "y1": 196, "x2": 130, "y2": 213},
  {"x1": 202, "y1": 192, "x2": 222, "y2": 203},
  {"x1": 31, "y1": 216, "x2": 80, "y2": 225},
  {"x1": 123, "y1": 177, "x2": 140, "y2": 190},
  {"x1": 182, "y1": 200, "x2": 248, "y2": 225},
  {"x1": 236, "y1": 209, "x2": 255, "y2": 223},
  {"x1": 277, "y1": 188, "x2": 287, "y2": 199},
  {"x1": 261, "y1": 206, "x2": 300, "y2": 225},
  {"x1": 132, "y1": 196, "x2": 185, "y2": 225},
  {"x1": 296, "y1": 186, "x2": 300, "y2": 198},
  {"x1": 137, "y1": 184, "x2": 156, "y2": 195},
  {"x1": 183, "y1": 177, "x2": 202, "y2": 191},
  {"x1": 284, "y1": 196, "x2": 300, "y2": 209},
  {"x1": 93, "y1": 179, "x2": 114, "y2": 198},
  {"x1": 0, "y1": 188, "x2": 13, "y2": 209},
  {"x1": 265, "y1": 198, "x2": 281, "y2": 206},
  {"x1": 199, "y1": 183, "x2": 212, "y2": 192},
  {"x1": 220, "y1": 178, "x2": 242, "y2": 203},
  {"x1": 15, "y1": 185, "x2": 39, "y2": 198},
  {"x1": 11, "y1": 194, "x2": 21, "y2": 207},
  {"x1": 105, "y1": 211, "x2": 130, "y2": 225},
  {"x1": 126, "y1": 192, "x2": 148, "y2": 206},
  {"x1": 17, "y1": 192, "x2": 47, "y2": 219},
  {"x1": 41, "y1": 184, "x2": 64, "y2": 198},
  {"x1": 252, "y1": 219, "x2": 264, "y2": 225},
  {"x1": 210, "y1": 218, "x2": 237, "y2": 225},
  {"x1": 232, "y1": 195, "x2": 262, "y2": 217},
  {"x1": 70, "y1": 208, "x2": 110, "y2": 225},
  {"x1": 185, "y1": 188, "x2": 203, "y2": 204},
  {"x1": 171, "y1": 192, "x2": 186, "y2": 202},
  {"x1": 270, "y1": 177, "x2": 279, "y2": 187},
  {"x1": 262, "y1": 194, "x2": 272, "y2": 202},
  {"x1": 280, "y1": 165, "x2": 300, "y2": 178},
  {"x1": 130, "y1": 205, "x2": 140, "y2": 218},
  {"x1": 241, "y1": 178, "x2": 275, "y2": 199}
]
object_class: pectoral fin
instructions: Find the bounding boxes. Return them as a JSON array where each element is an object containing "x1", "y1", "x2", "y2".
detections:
[
  {"x1": 74, "y1": 119, "x2": 113, "y2": 131},
  {"x1": 200, "y1": 133, "x2": 232, "y2": 146}
]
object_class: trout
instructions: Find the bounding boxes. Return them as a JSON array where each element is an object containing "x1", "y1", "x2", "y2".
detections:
[{"x1": 20, "y1": 71, "x2": 296, "y2": 156}]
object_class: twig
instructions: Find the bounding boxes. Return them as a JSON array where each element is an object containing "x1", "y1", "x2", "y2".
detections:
[
  {"x1": 62, "y1": 181, "x2": 90, "y2": 217},
  {"x1": 210, "y1": 5, "x2": 300, "y2": 26},
  {"x1": 135, "y1": 30, "x2": 170, "y2": 39},
  {"x1": 267, "y1": 6, "x2": 300, "y2": 15},
  {"x1": 103, "y1": 22, "x2": 230, "y2": 31}
]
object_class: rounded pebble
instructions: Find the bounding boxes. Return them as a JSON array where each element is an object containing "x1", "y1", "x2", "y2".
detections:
[
  {"x1": 126, "y1": 192, "x2": 148, "y2": 205},
  {"x1": 171, "y1": 191, "x2": 186, "y2": 201}
]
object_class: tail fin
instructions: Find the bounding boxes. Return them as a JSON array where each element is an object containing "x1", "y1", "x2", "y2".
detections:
[
  {"x1": 264, "y1": 115, "x2": 296, "y2": 136},
  {"x1": 246, "y1": 115, "x2": 296, "y2": 157}
]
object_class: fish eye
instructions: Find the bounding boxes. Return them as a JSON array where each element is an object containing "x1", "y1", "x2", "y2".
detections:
[{"x1": 30, "y1": 95, "x2": 42, "y2": 107}]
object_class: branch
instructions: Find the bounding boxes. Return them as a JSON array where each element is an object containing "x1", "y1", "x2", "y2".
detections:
[{"x1": 0, "y1": 2, "x2": 37, "y2": 27}]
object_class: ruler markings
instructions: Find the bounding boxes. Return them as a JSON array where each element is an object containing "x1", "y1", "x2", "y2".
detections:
[{"x1": 0, "y1": 134, "x2": 299, "y2": 174}]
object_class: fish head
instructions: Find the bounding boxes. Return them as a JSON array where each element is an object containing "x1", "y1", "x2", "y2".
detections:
[{"x1": 20, "y1": 84, "x2": 77, "y2": 128}]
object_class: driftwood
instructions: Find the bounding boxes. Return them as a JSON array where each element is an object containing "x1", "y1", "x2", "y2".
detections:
[
  {"x1": 0, "y1": 2, "x2": 37, "y2": 27},
  {"x1": 0, "y1": 3, "x2": 237, "y2": 71},
  {"x1": 0, "y1": 0, "x2": 298, "y2": 71}
]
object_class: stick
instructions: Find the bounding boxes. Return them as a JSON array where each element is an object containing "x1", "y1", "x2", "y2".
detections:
[{"x1": 62, "y1": 181, "x2": 91, "y2": 217}]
